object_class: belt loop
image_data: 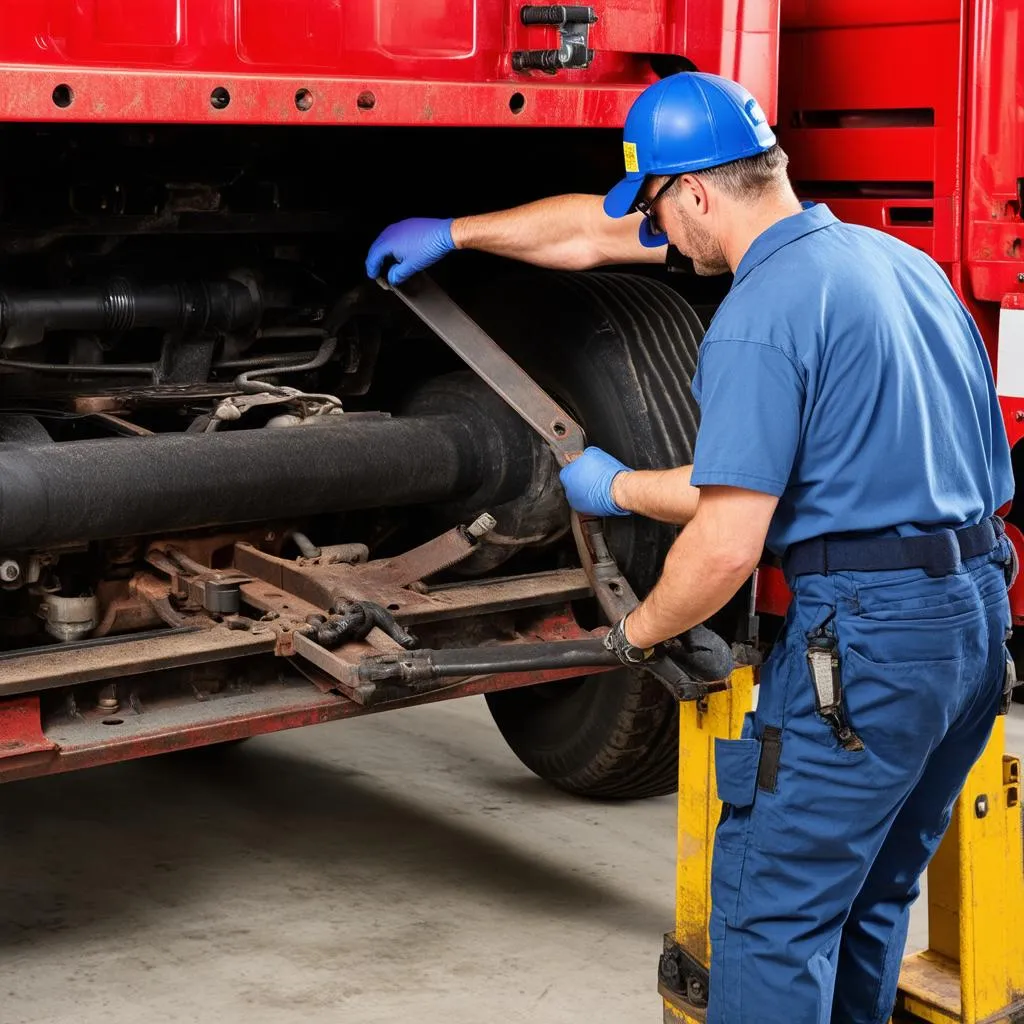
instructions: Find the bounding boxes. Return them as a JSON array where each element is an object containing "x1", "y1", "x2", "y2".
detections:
[{"x1": 939, "y1": 529, "x2": 960, "y2": 577}]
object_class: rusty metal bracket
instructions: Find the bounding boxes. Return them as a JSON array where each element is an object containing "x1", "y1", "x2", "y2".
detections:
[
  {"x1": 360, "y1": 513, "x2": 496, "y2": 587},
  {"x1": 290, "y1": 630, "x2": 375, "y2": 702},
  {"x1": 146, "y1": 546, "x2": 251, "y2": 615}
]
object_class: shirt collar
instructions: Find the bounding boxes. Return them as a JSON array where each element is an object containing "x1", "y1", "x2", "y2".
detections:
[{"x1": 732, "y1": 202, "x2": 838, "y2": 286}]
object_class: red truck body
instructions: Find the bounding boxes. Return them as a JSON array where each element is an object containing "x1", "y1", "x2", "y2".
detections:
[{"x1": 0, "y1": 1, "x2": 776, "y2": 126}]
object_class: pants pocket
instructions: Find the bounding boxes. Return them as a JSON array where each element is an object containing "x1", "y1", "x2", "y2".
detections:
[
  {"x1": 715, "y1": 736, "x2": 762, "y2": 810},
  {"x1": 839, "y1": 645, "x2": 964, "y2": 759},
  {"x1": 712, "y1": 735, "x2": 761, "y2": 932}
]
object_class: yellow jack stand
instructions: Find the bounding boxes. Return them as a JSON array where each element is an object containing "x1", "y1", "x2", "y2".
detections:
[
  {"x1": 658, "y1": 668, "x2": 1024, "y2": 1024},
  {"x1": 659, "y1": 666, "x2": 755, "y2": 1023},
  {"x1": 896, "y1": 713, "x2": 1024, "y2": 1024}
]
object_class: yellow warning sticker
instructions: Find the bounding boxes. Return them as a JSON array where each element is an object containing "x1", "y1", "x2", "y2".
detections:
[{"x1": 623, "y1": 141, "x2": 639, "y2": 174}]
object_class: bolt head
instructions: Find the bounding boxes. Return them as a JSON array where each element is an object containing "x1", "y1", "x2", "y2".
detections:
[
  {"x1": 467, "y1": 512, "x2": 497, "y2": 539},
  {"x1": 1018, "y1": 272, "x2": 1024, "y2": 283},
  {"x1": 658, "y1": 954, "x2": 679, "y2": 982}
]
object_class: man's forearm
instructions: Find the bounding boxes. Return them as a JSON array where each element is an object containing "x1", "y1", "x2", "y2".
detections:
[
  {"x1": 452, "y1": 195, "x2": 660, "y2": 271},
  {"x1": 611, "y1": 466, "x2": 700, "y2": 525},
  {"x1": 624, "y1": 517, "x2": 756, "y2": 649}
]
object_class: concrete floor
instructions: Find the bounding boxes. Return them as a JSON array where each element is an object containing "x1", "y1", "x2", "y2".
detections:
[{"x1": 1, "y1": 698, "x2": 1022, "y2": 1024}]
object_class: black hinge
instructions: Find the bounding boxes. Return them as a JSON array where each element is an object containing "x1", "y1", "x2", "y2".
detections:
[
  {"x1": 658, "y1": 934, "x2": 710, "y2": 1012},
  {"x1": 513, "y1": 5, "x2": 598, "y2": 73}
]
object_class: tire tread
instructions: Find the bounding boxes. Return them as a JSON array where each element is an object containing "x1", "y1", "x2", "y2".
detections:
[{"x1": 479, "y1": 270, "x2": 703, "y2": 799}]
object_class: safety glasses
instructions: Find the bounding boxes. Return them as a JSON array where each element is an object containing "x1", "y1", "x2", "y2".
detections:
[{"x1": 633, "y1": 174, "x2": 679, "y2": 236}]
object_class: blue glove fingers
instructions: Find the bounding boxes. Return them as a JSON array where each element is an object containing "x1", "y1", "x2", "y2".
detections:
[
  {"x1": 387, "y1": 260, "x2": 411, "y2": 287},
  {"x1": 365, "y1": 218, "x2": 456, "y2": 283},
  {"x1": 559, "y1": 447, "x2": 632, "y2": 517},
  {"x1": 364, "y1": 233, "x2": 390, "y2": 280}
]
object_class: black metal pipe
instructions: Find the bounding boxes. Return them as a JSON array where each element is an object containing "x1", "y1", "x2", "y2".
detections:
[
  {"x1": 235, "y1": 336, "x2": 337, "y2": 394},
  {"x1": 213, "y1": 350, "x2": 318, "y2": 370},
  {"x1": 0, "y1": 279, "x2": 259, "y2": 349},
  {"x1": 0, "y1": 412, "x2": 528, "y2": 550},
  {"x1": 358, "y1": 639, "x2": 618, "y2": 683},
  {"x1": 0, "y1": 357, "x2": 155, "y2": 377}
]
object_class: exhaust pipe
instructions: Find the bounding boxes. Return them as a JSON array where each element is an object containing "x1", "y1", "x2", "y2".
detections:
[{"x1": 0, "y1": 410, "x2": 533, "y2": 550}]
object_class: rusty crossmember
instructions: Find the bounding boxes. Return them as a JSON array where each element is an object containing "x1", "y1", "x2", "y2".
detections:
[
  {"x1": 0, "y1": 526, "x2": 594, "y2": 700},
  {"x1": 0, "y1": 607, "x2": 610, "y2": 784}
]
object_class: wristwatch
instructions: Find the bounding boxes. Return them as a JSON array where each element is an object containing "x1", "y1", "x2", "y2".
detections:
[{"x1": 603, "y1": 614, "x2": 655, "y2": 666}]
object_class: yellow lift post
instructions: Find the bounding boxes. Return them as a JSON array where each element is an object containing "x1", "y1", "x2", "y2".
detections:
[{"x1": 658, "y1": 667, "x2": 1024, "y2": 1024}]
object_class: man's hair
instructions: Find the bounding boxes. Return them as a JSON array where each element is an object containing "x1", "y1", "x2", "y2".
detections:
[{"x1": 681, "y1": 144, "x2": 790, "y2": 199}]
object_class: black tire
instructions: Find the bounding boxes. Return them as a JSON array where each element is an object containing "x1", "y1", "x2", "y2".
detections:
[{"x1": 467, "y1": 270, "x2": 703, "y2": 799}]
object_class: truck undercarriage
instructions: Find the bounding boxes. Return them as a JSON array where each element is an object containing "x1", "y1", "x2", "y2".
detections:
[{"x1": 0, "y1": 121, "x2": 734, "y2": 795}]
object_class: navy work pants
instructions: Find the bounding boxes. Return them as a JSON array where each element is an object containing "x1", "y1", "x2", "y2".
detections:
[{"x1": 706, "y1": 541, "x2": 1012, "y2": 1024}]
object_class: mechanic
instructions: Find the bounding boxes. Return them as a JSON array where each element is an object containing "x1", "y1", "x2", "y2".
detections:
[{"x1": 366, "y1": 72, "x2": 1015, "y2": 1024}]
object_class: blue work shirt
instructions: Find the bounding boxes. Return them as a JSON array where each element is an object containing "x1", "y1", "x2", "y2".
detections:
[{"x1": 689, "y1": 203, "x2": 1014, "y2": 555}]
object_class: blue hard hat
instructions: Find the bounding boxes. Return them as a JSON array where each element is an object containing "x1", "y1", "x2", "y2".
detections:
[{"x1": 604, "y1": 72, "x2": 777, "y2": 227}]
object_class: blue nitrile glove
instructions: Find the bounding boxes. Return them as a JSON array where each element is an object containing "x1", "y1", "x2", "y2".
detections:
[
  {"x1": 559, "y1": 447, "x2": 633, "y2": 517},
  {"x1": 365, "y1": 217, "x2": 457, "y2": 287}
]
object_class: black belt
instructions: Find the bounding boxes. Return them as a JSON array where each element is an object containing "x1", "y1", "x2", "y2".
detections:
[{"x1": 783, "y1": 517, "x2": 1005, "y2": 580}]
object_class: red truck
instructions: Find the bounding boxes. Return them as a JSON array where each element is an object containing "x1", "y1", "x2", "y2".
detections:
[{"x1": 0, "y1": 0, "x2": 1018, "y2": 796}]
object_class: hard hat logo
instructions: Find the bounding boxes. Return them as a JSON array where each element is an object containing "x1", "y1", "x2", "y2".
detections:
[
  {"x1": 623, "y1": 141, "x2": 639, "y2": 174},
  {"x1": 745, "y1": 97, "x2": 767, "y2": 126}
]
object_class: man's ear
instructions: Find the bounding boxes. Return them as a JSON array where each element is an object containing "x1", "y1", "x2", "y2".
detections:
[{"x1": 678, "y1": 174, "x2": 711, "y2": 216}]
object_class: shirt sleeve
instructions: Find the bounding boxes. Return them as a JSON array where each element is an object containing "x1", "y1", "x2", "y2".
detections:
[{"x1": 690, "y1": 338, "x2": 805, "y2": 496}]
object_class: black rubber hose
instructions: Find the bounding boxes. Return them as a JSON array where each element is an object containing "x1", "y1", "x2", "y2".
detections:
[{"x1": 0, "y1": 412, "x2": 527, "y2": 549}]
